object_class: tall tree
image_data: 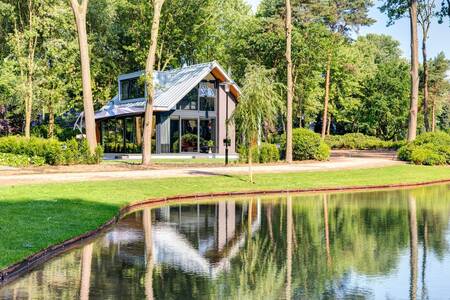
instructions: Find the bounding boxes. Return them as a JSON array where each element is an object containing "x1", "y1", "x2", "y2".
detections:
[
  {"x1": 142, "y1": 0, "x2": 165, "y2": 165},
  {"x1": 418, "y1": 0, "x2": 437, "y2": 132},
  {"x1": 381, "y1": 0, "x2": 420, "y2": 141},
  {"x1": 69, "y1": 0, "x2": 97, "y2": 153},
  {"x1": 310, "y1": 0, "x2": 374, "y2": 138},
  {"x1": 285, "y1": 0, "x2": 293, "y2": 162}
]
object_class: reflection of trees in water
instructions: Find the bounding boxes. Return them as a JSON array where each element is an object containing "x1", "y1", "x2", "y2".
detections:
[{"x1": 2, "y1": 185, "x2": 450, "y2": 299}]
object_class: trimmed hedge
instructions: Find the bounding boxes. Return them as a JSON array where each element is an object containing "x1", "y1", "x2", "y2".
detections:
[
  {"x1": 238, "y1": 143, "x2": 280, "y2": 163},
  {"x1": 0, "y1": 136, "x2": 103, "y2": 166},
  {"x1": 397, "y1": 131, "x2": 450, "y2": 165},
  {"x1": 281, "y1": 128, "x2": 330, "y2": 161},
  {"x1": 325, "y1": 133, "x2": 404, "y2": 150},
  {"x1": 0, "y1": 153, "x2": 45, "y2": 167}
]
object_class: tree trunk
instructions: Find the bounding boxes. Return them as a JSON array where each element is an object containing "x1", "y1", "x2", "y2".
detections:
[
  {"x1": 80, "y1": 243, "x2": 93, "y2": 300},
  {"x1": 24, "y1": 0, "x2": 35, "y2": 139},
  {"x1": 143, "y1": 209, "x2": 154, "y2": 300},
  {"x1": 24, "y1": 85, "x2": 32, "y2": 139},
  {"x1": 408, "y1": 0, "x2": 420, "y2": 141},
  {"x1": 248, "y1": 141, "x2": 254, "y2": 183},
  {"x1": 422, "y1": 31, "x2": 430, "y2": 132},
  {"x1": 326, "y1": 114, "x2": 331, "y2": 136},
  {"x1": 323, "y1": 194, "x2": 331, "y2": 267},
  {"x1": 408, "y1": 195, "x2": 418, "y2": 300},
  {"x1": 285, "y1": 0, "x2": 293, "y2": 163},
  {"x1": 322, "y1": 53, "x2": 331, "y2": 139},
  {"x1": 70, "y1": 0, "x2": 97, "y2": 154},
  {"x1": 48, "y1": 104, "x2": 55, "y2": 138},
  {"x1": 142, "y1": 0, "x2": 165, "y2": 165},
  {"x1": 431, "y1": 98, "x2": 436, "y2": 131},
  {"x1": 286, "y1": 194, "x2": 293, "y2": 300}
]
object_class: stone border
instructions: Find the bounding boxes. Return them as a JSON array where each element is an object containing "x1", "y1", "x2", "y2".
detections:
[{"x1": 1, "y1": 178, "x2": 449, "y2": 286}]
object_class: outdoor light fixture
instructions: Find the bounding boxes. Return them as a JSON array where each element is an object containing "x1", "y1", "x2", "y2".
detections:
[{"x1": 220, "y1": 81, "x2": 231, "y2": 165}]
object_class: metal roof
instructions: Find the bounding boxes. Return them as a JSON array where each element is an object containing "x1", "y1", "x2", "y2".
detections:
[{"x1": 95, "y1": 61, "x2": 240, "y2": 120}]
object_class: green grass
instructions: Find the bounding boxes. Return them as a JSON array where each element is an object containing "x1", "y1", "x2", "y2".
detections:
[{"x1": 0, "y1": 164, "x2": 449, "y2": 270}]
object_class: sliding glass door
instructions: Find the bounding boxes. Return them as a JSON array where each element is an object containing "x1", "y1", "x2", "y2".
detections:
[{"x1": 181, "y1": 119, "x2": 198, "y2": 152}]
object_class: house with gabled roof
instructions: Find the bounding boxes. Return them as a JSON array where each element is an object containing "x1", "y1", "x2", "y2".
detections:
[{"x1": 95, "y1": 61, "x2": 240, "y2": 155}]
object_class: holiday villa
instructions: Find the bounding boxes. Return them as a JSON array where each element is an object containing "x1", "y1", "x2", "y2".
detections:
[{"x1": 94, "y1": 61, "x2": 240, "y2": 155}]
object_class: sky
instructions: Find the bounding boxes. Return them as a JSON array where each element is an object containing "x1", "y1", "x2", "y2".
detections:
[{"x1": 246, "y1": 0, "x2": 450, "y2": 61}]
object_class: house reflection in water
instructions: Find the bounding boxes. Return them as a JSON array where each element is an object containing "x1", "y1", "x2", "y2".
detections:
[
  {"x1": 0, "y1": 199, "x2": 261, "y2": 299},
  {"x1": 150, "y1": 200, "x2": 261, "y2": 278}
]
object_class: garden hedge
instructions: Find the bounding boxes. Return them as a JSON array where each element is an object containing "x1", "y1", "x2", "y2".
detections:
[
  {"x1": 0, "y1": 136, "x2": 103, "y2": 166},
  {"x1": 397, "y1": 131, "x2": 450, "y2": 165}
]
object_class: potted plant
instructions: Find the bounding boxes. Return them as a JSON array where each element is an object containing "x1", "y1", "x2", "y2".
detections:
[{"x1": 207, "y1": 140, "x2": 215, "y2": 153}]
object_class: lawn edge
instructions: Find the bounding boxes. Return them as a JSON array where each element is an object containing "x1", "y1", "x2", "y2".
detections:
[{"x1": 1, "y1": 177, "x2": 449, "y2": 285}]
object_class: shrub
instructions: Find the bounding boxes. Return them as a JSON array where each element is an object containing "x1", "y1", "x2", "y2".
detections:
[
  {"x1": 410, "y1": 146, "x2": 446, "y2": 165},
  {"x1": 259, "y1": 143, "x2": 279, "y2": 163},
  {"x1": 0, "y1": 153, "x2": 45, "y2": 167},
  {"x1": 281, "y1": 128, "x2": 330, "y2": 161},
  {"x1": 325, "y1": 133, "x2": 404, "y2": 150},
  {"x1": 0, "y1": 136, "x2": 103, "y2": 165},
  {"x1": 238, "y1": 143, "x2": 280, "y2": 163},
  {"x1": 314, "y1": 143, "x2": 331, "y2": 161},
  {"x1": 397, "y1": 131, "x2": 450, "y2": 165}
]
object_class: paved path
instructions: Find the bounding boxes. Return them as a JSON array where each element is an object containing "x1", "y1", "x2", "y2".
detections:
[{"x1": 0, "y1": 156, "x2": 402, "y2": 186}]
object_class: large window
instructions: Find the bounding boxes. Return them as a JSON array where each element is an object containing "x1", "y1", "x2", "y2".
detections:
[
  {"x1": 100, "y1": 116, "x2": 155, "y2": 153},
  {"x1": 200, "y1": 119, "x2": 216, "y2": 153},
  {"x1": 199, "y1": 82, "x2": 216, "y2": 111},
  {"x1": 120, "y1": 77, "x2": 145, "y2": 101},
  {"x1": 181, "y1": 119, "x2": 198, "y2": 152},
  {"x1": 177, "y1": 88, "x2": 198, "y2": 110},
  {"x1": 170, "y1": 119, "x2": 180, "y2": 153}
]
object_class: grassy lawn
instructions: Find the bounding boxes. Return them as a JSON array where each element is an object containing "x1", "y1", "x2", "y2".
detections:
[{"x1": 0, "y1": 164, "x2": 449, "y2": 270}]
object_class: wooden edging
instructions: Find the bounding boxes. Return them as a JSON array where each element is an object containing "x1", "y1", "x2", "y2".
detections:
[{"x1": 1, "y1": 178, "x2": 449, "y2": 286}]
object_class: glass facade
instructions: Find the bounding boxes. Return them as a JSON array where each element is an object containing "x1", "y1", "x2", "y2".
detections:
[
  {"x1": 100, "y1": 79, "x2": 219, "y2": 154},
  {"x1": 100, "y1": 116, "x2": 154, "y2": 153}
]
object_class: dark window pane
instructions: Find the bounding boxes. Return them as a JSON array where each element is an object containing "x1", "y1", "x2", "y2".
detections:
[
  {"x1": 200, "y1": 119, "x2": 216, "y2": 153},
  {"x1": 181, "y1": 119, "x2": 198, "y2": 152},
  {"x1": 120, "y1": 77, "x2": 144, "y2": 100},
  {"x1": 170, "y1": 119, "x2": 180, "y2": 153}
]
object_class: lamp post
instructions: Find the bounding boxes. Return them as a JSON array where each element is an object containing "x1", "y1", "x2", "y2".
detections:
[{"x1": 220, "y1": 81, "x2": 231, "y2": 165}]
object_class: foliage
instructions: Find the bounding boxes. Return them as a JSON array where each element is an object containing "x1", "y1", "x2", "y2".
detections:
[
  {"x1": 281, "y1": 128, "x2": 330, "y2": 161},
  {"x1": 31, "y1": 124, "x2": 77, "y2": 141},
  {"x1": 325, "y1": 133, "x2": 405, "y2": 150},
  {"x1": 0, "y1": 136, "x2": 103, "y2": 165},
  {"x1": 398, "y1": 131, "x2": 450, "y2": 165},
  {"x1": 0, "y1": 152, "x2": 45, "y2": 167},
  {"x1": 238, "y1": 143, "x2": 280, "y2": 163}
]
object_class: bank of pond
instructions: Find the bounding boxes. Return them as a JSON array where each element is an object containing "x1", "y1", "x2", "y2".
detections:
[{"x1": 0, "y1": 184, "x2": 449, "y2": 299}]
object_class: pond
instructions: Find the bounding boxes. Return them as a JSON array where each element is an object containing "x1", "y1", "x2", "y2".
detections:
[{"x1": 1, "y1": 184, "x2": 450, "y2": 299}]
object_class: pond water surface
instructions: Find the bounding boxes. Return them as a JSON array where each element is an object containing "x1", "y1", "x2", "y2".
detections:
[{"x1": 1, "y1": 184, "x2": 450, "y2": 299}]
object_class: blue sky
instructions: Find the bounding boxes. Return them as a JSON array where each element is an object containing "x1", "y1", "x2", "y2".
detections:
[{"x1": 246, "y1": 0, "x2": 450, "y2": 61}]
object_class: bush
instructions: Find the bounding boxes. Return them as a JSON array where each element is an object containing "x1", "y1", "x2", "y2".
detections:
[
  {"x1": 325, "y1": 133, "x2": 404, "y2": 150},
  {"x1": 0, "y1": 153, "x2": 45, "y2": 167},
  {"x1": 397, "y1": 131, "x2": 450, "y2": 165},
  {"x1": 0, "y1": 136, "x2": 103, "y2": 166},
  {"x1": 314, "y1": 143, "x2": 331, "y2": 161},
  {"x1": 259, "y1": 143, "x2": 279, "y2": 163},
  {"x1": 31, "y1": 124, "x2": 78, "y2": 141},
  {"x1": 281, "y1": 128, "x2": 330, "y2": 161},
  {"x1": 238, "y1": 143, "x2": 280, "y2": 163}
]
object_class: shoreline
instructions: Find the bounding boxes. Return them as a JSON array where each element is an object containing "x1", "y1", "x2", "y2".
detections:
[{"x1": 1, "y1": 177, "x2": 449, "y2": 286}]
